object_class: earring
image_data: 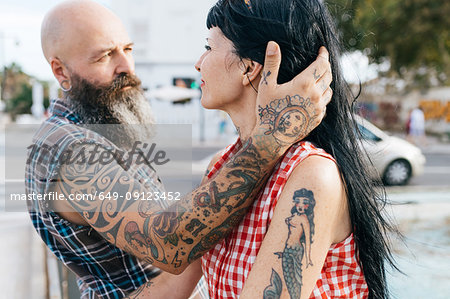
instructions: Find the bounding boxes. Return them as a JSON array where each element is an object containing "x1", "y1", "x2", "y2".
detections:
[{"x1": 60, "y1": 80, "x2": 72, "y2": 92}]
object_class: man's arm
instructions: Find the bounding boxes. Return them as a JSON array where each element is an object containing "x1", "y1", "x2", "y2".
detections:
[
  {"x1": 55, "y1": 137, "x2": 275, "y2": 274},
  {"x1": 122, "y1": 153, "x2": 224, "y2": 299},
  {"x1": 53, "y1": 42, "x2": 332, "y2": 274}
]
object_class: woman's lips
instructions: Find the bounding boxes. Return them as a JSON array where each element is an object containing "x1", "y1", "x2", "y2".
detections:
[{"x1": 201, "y1": 79, "x2": 205, "y2": 87}]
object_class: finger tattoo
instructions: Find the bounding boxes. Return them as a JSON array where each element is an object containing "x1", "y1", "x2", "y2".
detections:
[
  {"x1": 261, "y1": 70, "x2": 272, "y2": 85},
  {"x1": 313, "y1": 69, "x2": 321, "y2": 80}
]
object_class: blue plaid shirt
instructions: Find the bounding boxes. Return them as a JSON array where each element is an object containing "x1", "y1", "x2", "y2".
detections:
[{"x1": 25, "y1": 98, "x2": 164, "y2": 298}]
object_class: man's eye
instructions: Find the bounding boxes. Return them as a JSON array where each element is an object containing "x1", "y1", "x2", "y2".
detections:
[
  {"x1": 124, "y1": 47, "x2": 133, "y2": 52},
  {"x1": 204, "y1": 45, "x2": 211, "y2": 51},
  {"x1": 98, "y1": 52, "x2": 112, "y2": 61}
]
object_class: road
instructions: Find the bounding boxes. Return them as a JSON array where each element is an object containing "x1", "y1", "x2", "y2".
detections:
[
  {"x1": 408, "y1": 152, "x2": 450, "y2": 187},
  {"x1": 192, "y1": 144, "x2": 450, "y2": 190}
]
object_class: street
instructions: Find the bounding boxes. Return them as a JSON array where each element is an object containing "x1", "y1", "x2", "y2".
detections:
[{"x1": 408, "y1": 152, "x2": 450, "y2": 187}]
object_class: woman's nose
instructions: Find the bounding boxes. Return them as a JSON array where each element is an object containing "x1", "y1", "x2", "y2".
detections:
[{"x1": 195, "y1": 52, "x2": 207, "y2": 72}]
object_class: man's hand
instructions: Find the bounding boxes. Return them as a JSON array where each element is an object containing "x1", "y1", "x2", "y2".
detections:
[{"x1": 253, "y1": 42, "x2": 332, "y2": 156}]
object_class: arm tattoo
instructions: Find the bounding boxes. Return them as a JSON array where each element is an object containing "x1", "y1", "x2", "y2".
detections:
[
  {"x1": 258, "y1": 95, "x2": 318, "y2": 153},
  {"x1": 274, "y1": 188, "x2": 316, "y2": 299},
  {"x1": 56, "y1": 138, "x2": 272, "y2": 270},
  {"x1": 263, "y1": 269, "x2": 282, "y2": 299}
]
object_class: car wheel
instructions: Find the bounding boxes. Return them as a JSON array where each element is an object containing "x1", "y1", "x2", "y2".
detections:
[{"x1": 382, "y1": 159, "x2": 412, "y2": 186}]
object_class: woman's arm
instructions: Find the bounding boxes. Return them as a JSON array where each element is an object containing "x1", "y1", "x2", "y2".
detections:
[
  {"x1": 240, "y1": 155, "x2": 351, "y2": 299},
  {"x1": 301, "y1": 216, "x2": 313, "y2": 268}
]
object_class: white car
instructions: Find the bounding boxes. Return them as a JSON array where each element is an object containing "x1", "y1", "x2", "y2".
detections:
[{"x1": 355, "y1": 115, "x2": 426, "y2": 186}]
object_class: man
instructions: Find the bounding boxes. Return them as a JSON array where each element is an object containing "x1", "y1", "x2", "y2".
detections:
[
  {"x1": 26, "y1": 0, "x2": 333, "y2": 298},
  {"x1": 408, "y1": 106, "x2": 426, "y2": 145}
]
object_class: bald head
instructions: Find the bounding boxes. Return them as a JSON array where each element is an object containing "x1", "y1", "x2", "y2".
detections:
[
  {"x1": 41, "y1": 0, "x2": 135, "y2": 87},
  {"x1": 41, "y1": 0, "x2": 127, "y2": 63}
]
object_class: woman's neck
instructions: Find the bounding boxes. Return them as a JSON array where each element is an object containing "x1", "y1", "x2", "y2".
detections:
[{"x1": 225, "y1": 93, "x2": 257, "y2": 142}]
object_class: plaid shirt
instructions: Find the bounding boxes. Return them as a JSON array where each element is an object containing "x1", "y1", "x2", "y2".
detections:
[
  {"x1": 25, "y1": 98, "x2": 165, "y2": 298},
  {"x1": 201, "y1": 139, "x2": 368, "y2": 298}
]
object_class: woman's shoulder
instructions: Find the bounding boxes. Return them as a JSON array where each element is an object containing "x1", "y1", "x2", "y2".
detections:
[
  {"x1": 290, "y1": 153, "x2": 342, "y2": 191},
  {"x1": 283, "y1": 142, "x2": 346, "y2": 213},
  {"x1": 284, "y1": 141, "x2": 338, "y2": 179}
]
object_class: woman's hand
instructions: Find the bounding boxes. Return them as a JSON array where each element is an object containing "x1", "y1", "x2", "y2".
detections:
[{"x1": 252, "y1": 42, "x2": 333, "y2": 157}]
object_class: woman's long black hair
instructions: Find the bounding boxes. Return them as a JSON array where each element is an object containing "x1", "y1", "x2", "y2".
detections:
[{"x1": 207, "y1": 0, "x2": 398, "y2": 298}]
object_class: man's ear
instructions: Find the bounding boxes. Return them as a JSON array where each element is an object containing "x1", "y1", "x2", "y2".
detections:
[
  {"x1": 50, "y1": 57, "x2": 71, "y2": 87},
  {"x1": 242, "y1": 60, "x2": 263, "y2": 86}
]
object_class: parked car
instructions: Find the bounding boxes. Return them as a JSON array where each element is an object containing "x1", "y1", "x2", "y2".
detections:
[{"x1": 355, "y1": 115, "x2": 426, "y2": 186}]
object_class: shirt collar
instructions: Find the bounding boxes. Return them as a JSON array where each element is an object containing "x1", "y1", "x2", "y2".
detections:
[{"x1": 48, "y1": 98, "x2": 82, "y2": 123}]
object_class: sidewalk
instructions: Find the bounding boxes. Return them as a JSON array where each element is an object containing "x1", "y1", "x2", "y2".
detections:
[
  {"x1": 387, "y1": 193, "x2": 450, "y2": 298},
  {"x1": 0, "y1": 212, "x2": 46, "y2": 299}
]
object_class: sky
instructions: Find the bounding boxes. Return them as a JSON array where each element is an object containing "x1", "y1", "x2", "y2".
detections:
[
  {"x1": 0, "y1": 0, "x2": 380, "y2": 84},
  {"x1": 0, "y1": 0, "x2": 110, "y2": 82}
]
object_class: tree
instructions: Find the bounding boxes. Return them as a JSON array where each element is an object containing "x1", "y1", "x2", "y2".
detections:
[
  {"x1": 1, "y1": 63, "x2": 49, "y2": 121},
  {"x1": 327, "y1": 0, "x2": 450, "y2": 87},
  {"x1": 5, "y1": 82, "x2": 32, "y2": 121}
]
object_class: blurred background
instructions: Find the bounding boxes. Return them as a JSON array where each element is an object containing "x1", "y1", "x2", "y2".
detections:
[{"x1": 0, "y1": 0, "x2": 449, "y2": 298}]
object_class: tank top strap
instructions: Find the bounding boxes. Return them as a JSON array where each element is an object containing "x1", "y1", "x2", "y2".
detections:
[{"x1": 280, "y1": 141, "x2": 336, "y2": 179}]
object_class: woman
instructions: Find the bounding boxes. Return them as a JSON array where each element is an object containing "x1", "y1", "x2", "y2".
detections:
[{"x1": 194, "y1": 0, "x2": 397, "y2": 298}]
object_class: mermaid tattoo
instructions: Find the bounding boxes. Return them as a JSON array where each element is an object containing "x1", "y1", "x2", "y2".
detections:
[{"x1": 273, "y1": 188, "x2": 316, "y2": 298}]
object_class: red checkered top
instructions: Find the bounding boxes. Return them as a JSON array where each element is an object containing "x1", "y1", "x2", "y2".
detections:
[{"x1": 201, "y1": 139, "x2": 368, "y2": 298}]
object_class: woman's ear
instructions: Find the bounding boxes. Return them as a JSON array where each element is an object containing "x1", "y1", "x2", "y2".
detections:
[{"x1": 242, "y1": 60, "x2": 263, "y2": 86}]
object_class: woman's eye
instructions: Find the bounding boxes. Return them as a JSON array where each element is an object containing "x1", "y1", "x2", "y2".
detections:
[{"x1": 204, "y1": 45, "x2": 211, "y2": 51}]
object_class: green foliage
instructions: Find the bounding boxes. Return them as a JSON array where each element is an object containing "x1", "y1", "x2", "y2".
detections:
[
  {"x1": 1, "y1": 63, "x2": 51, "y2": 120},
  {"x1": 5, "y1": 82, "x2": 32, "y2": 121},
  {"x1": 327, "y1": 0, "x2": 450, "y2": 85}
]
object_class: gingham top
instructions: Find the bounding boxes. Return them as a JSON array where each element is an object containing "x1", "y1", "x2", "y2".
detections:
[
  {"x1": 25, "y1": 98, "x2": 164, "y2": 298},
  {"x1": 201, "y1": 138, "x2": 369, "y2": 298}
]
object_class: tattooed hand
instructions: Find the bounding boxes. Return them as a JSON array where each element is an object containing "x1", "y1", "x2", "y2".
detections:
[{"x1": 253, "y1": 42, "x2": 332, "y2": 155}]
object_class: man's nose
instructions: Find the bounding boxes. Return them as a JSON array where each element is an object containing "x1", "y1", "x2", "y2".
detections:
[{"x1": 116, "y1": 51, "x2": 135, "y2": 75}]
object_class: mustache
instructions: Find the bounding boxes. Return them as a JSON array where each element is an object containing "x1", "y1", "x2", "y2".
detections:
[{"x1": 100, "y1": 73, "x2": 142, "y2": 96}]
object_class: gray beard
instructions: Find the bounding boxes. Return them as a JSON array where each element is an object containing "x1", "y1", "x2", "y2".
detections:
[
  {"x1": 71, "y1": 90, "x2": 155, "y2": 124},
  {"x1": 66, "y1": 74, "x2": 155, "y2": 149}
]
